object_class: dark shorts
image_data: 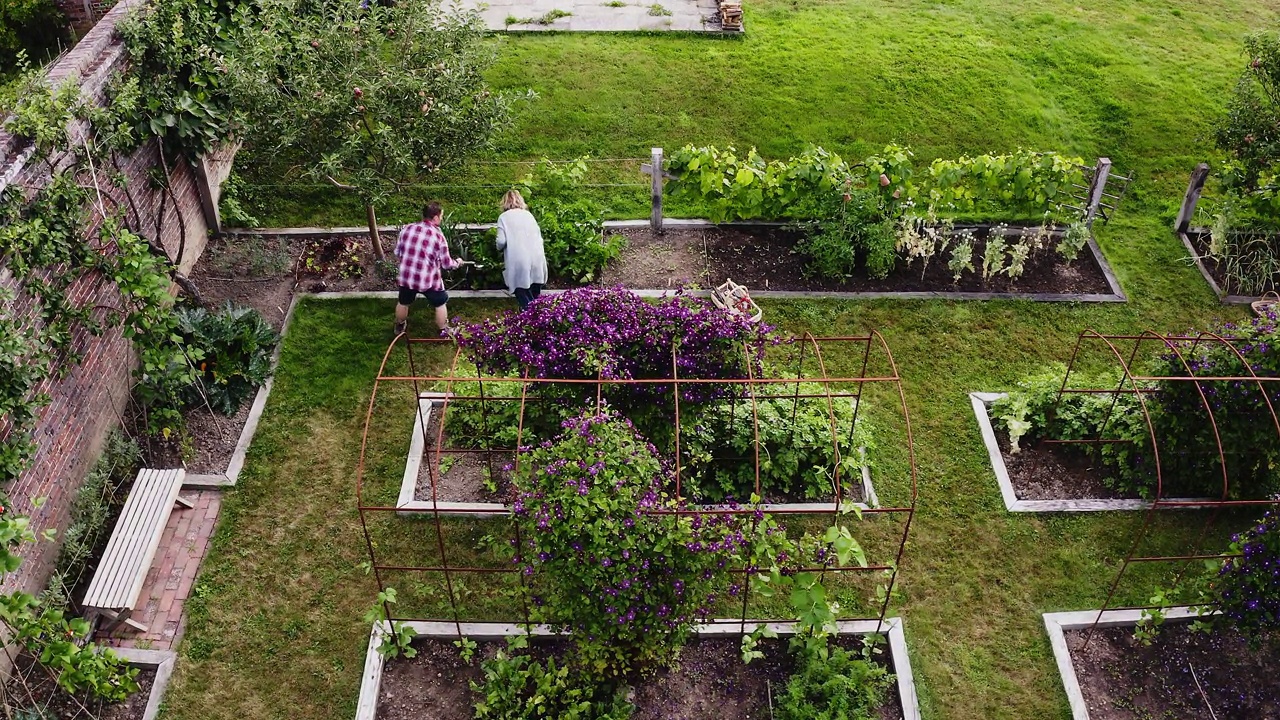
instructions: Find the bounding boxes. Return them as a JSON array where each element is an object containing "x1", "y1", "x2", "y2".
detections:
[
  {"x1": 398, "y1": 286, "x2": 449, "y2": 307},
  {"x1": 513, "y1": 283, "x2": 544, "y2": 310}
]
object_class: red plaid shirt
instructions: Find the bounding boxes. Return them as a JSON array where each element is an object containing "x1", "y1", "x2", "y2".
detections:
[{"x1": 394, "y1": 221, "x2": 460, "y2": 292}]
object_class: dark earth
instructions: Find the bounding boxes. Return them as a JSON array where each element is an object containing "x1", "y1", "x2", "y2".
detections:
[
  {"x1": 1185, "y1": 230, "x2": 1279, "y2": 298},
  {"x1": 1067, "y1": 621, "x2": 1280, "y2": 720},
  {"x1": 376, "y1": 636, "x2": 902, "y2": 720},
  {"x1": 996, "y1": 433, "x2": 1130, "y2": 501},
  {"x1": 6, "y1": 655, "x2": 156, "y2": 720},
  {"x1": 605, "y1": 225, "x2": 1112, "y2": 295}
]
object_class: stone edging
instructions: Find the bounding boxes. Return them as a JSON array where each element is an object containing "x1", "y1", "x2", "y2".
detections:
[
  {"x1": 222, "y1": 219, "x2": 1127, "y2": 303},
  {"x1": 357, "y1": 618, "x2": 920, "y2": 720},
  {"x1": 1043, "y1": 607, "x2": 1206, "y2": 720},
  {"x1": 969, "y1": 392, "x2": 1215, "y2": 512},
  {"x1": 109, "y1": 647, "x2": 177, "y2": 720},
  {"x1": 184, "y1": 294, "x2": 302, "y2": 489},
  {"x1": 1176, "y1": 231, "x2": 1261, "y2": 305},
  {"x1": 395, "y1": 396, "x2": 878, "y2": 516}
]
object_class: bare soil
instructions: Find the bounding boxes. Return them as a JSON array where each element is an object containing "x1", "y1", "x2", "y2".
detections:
[
  {"x1": 608, "y1": 225, "x2": 1111, "y2": 295},
  {"x1": 1066, "y1": 621, "x2": 1280, "y2": 720},
  {"x1": 6, "y1": 655, "x2": 156, "y2": 720},
  {"x1": 415, "y1": 408, "x2": 514, "y2": 503},
  {"x1": 139, "y1": 398, "x2": 252, "y2": 474},
  {"x1": 377, "y1": 636, "x2": 902, "y2": 720},
  {"x1": 1185, "y1": 230, "x2": 1280, "y2": 298},
  {"x1": 996, "y1": 433, "x2": 1130, "y2": 501}
]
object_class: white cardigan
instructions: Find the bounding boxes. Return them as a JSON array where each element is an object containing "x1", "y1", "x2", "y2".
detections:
[{"x1": 495, "y1": 208, "x2": 549, "y2": 293}]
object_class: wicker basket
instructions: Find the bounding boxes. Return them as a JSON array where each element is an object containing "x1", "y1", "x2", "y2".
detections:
[
  {"x1": 711, "y1": 278, "x2": 762, "y2": 323},
  {"x1": 1252, "y1": 291, "x2": 1279, "y2": 317}
]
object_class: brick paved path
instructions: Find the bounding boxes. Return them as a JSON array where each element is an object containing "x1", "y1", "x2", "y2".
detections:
[{"x1": 98, "y1": 490, "x2": 221, "y2": 651}]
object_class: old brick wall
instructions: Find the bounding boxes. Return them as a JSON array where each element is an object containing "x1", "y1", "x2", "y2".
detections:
[
  {"x1": 53, "y1": 0, "x2": 119, "y2": 29},
  {"x1": 0, "y1": 0, "x2": 232, "y2": 595}
]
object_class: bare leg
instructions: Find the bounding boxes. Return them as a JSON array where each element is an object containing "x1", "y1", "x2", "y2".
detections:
[
  {"x1": 395, "y1": 304, "x2": 410, "y2": 323},
  {"x1": 435, "y1": 304, "x2": 449, "y2": 331}
]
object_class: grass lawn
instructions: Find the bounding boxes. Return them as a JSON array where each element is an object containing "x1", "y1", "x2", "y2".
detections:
[{"x1": 175, "y1": 0, "x2": 1280, "y2": 718}]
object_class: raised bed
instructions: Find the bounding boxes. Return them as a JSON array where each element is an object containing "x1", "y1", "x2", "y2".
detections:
[
  {"x1": 969, "y1": 393, "x2": 1214, "y2": 512},
  {"x1": 222, "y1": 218, "x2": 1127, "y2": 302},
  {"x1": 7, "y1": 647, "x2": 176, "y2": 720},
  {"x1": 356, "y1": 619, "x2": 920, "y2": 720},
  {"x1": 1044, "y1": 608, "x2": 1280, "y2": 720},
  {"x1": 1178, "y1": 228, "x2": 1274, "y2": 304},
  {"x1": 180, "y1": 295, "x2": 299, "y2": 490},
  {"x1": 396, "y1": 395, "x2": 880, "y2": 517}
]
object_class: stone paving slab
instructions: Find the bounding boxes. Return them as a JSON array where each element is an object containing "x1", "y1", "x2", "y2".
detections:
[
  {"x1": 99, "y1": 490, "x2": 222, "y2": 651},
  {"x1": 461, "y1": 0, "x2": 729, "y2": 32}
]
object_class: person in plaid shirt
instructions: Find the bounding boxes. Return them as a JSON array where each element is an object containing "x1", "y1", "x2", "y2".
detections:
[{"x1": 393, "y1": 202, "x2": 472, "y2": 337}]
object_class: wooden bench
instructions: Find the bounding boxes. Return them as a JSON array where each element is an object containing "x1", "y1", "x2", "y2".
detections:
[{"x1": 83, "y1": 469, "x2": 192, "y2": 633}]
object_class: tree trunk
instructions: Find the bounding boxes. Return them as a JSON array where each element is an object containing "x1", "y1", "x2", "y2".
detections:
[{"x1": 366, "y1": 204, "x2": 386, "y2": 261}]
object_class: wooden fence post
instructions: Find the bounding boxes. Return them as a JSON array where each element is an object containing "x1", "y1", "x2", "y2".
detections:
[
  {"x1": 650, "y1": 147, "x2": 664, "y2": 234},
  {"x1": 1084, "y1": 157, "x2": 1112, "y2": 229},
  {"x1": 1175, "y1": 163, "x2": 1211, "y2": 235}
]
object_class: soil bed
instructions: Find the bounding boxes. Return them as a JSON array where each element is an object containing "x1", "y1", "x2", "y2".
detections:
[
  {"x1": 415, "y1": 412, "x2": 514, "y2": 503},
  {"x1": 996, "y1": 434, "x2": 1129, "y2": 501},
  {"x1": 607, "y1": 226, "x2": 1111, "y2": 294},
  {"x1": 1066, "y1": 621, "x2": 1280, "y2": 720},
  {"x1": 377, "y1": 636, "x2": 902, "y2": 720},
  {"x1": 7, "y1": 655, "x2": 156, "y2": 720},
  {"x1": 137, "y1": 399, "x2": 252, "y2": 474},
  {"x1": 1184, "y1": 230, "x2": 1279, "y2": 299}
]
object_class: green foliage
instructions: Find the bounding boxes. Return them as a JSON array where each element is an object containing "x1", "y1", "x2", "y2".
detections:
[
  {"x1": 795, "y1": 192, "x2": 897, "y2": 281},
  {"x1": 0, "y1": 510, "x2": 139, "y2": 702},
  {"x1": 362, "y1": 589, "x2": 418, "y2": 659},
  {"x1": 176, "y1": 303, "x2": 279, "y2": 415},
  {"x1": 776, "y1": 643, "x2": 894, "y2": 720},
  {"x1": 228, "y1": 0, "x2": 529, "y2": 212},
  {"x1": 118, "y1": 0, "x2": 244, "y2": 158},
  {"x1": 923, "y1": 150, "x2": 1086, "y2": 218},
  {"x1": 680, "y1": 386, "x2": 873, "y2": 502},
  {"x1": 519, "y1": 158, "x2": 625, "y2": 283},
  {"x1": 1214, "y1": 32, "x2": 1280, "y2": 189},
  {"x1": 1057, "y1": 221, "x2": 1091, "y2": 261},
  {"x1": 472, "y1": 637, "x2": 633, "y2": 719},
  {"x1": 0, "y1": 0, "x2": 68, "y2": 79},
  {"x1": 665, "y1": 145, "x2": 857, "y2": 223},
  {"x1": 512, "y1": 410, "x2": 755, "y2": 678}
]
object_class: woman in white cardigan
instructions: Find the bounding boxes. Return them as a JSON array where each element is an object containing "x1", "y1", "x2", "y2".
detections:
[{"x1": 495, "y1": 189, "x2": 548, "y2": 310}]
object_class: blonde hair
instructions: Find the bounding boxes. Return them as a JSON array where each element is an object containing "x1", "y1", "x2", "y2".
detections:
[{"x1": 501, "y1": 189, "x2": 527, "y2": 211}]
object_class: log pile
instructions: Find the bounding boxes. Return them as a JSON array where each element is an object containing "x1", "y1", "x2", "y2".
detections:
[{"x1": 719, "y1": 0, "x2": 742, "y2": 30}]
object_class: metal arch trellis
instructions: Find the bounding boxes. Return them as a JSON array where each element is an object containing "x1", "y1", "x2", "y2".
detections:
[
  {"x1": 1042, "y1": 330, "x2": 1280, "y2": 641},
  {"x1": 355, "y1": 330, "x2": 919, "y2": 637}
]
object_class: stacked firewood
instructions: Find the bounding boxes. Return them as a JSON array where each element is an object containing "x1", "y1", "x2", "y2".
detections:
[{"x1": 719, "y1": 0, "x2": 742, "y2": 29}]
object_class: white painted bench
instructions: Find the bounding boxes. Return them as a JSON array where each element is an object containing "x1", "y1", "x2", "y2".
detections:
[{"x1": 83, "y1": 469, "x2": 192, "y2": 632}]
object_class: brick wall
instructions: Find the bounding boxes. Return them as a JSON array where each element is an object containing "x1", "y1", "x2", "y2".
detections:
[
  {"x1": 0, "y1": 0, "x2": 233, "y2": 595},
  {"x1": 54, "y1": 0, "x2": 120, "y2": 29}
]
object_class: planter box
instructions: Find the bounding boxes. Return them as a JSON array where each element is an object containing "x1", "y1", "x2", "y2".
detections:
[
  {"x1": 227, "y1": 220, "x2": 1127, "y2": 303},
  {"x1": 1177, "y1": 230, "x2": 1267, "y2": 305},
  {"x1": 110, "y1": 647, "x2": 177, "y2": 720},
  {"x1": 396, "y1": 397, "x2": 879, "y2": 517},
  {"x1": 969, "y1": 393, "x2": 1215, "y2": 512},
  {"x1": 1043, "y1": 607, "x2": 1205, "y2": 720},
  {"x1": 356, "y1": 618, "x2": 921, "y2": 720},
  {"x1": 184, "y1": 294, "x2": 301, "y2": 490}
]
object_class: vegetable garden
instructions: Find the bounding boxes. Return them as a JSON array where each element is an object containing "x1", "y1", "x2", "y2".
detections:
[{"x1": 6, "y1": 0, "x2": 1280, "y2": 719}]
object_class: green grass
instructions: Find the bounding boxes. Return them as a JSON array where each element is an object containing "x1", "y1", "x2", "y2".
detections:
[{"x1": 178, "y1": 0, "x2": 1280, "y2": 718}]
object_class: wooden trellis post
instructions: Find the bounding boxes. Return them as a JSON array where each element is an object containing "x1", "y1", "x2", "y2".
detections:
[
  {"x1": 1083, "y1": 157, "x2": 1112, "y2": 229},
  {"x1": 641, "y1": 147, "x2": 668, "y2": 234},
  {"x1": 1175, "y1": 163, "x2": 1211, "y2": 234}
]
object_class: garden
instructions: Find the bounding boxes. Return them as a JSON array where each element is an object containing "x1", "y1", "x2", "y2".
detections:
[{"x1": 3, "y1": 0, "x2": 1280, "y2": 719}]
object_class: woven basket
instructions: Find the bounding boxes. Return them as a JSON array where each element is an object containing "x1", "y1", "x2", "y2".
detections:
[
  {"x1": 710, "y1": 278, "x2": 762, "y2": 323},
  {"x1": 1252, "y1": 291, "x2": 1279, "y2": 317}
]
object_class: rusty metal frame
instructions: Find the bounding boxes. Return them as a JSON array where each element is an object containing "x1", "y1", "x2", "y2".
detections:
[
  {"x1": 355, "y1": 331, "x2": 918, "y2": 635},
  {"x1": 1044, "y1": 330, "x2": 1280, "y2": 637}
]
